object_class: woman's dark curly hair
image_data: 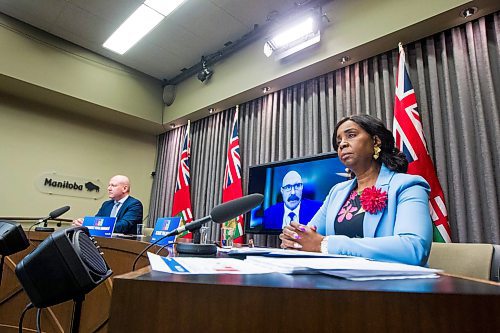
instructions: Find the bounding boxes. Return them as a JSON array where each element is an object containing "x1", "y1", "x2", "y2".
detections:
[{"x1": 332, "y1": 114, "x2": 408, "y2": 173}]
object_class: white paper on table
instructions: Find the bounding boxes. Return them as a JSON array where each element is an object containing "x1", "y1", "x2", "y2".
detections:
[
  {"x1": 227, "y1": 247, "x2": 351, "y2": 258},
  {"x1": 343, "y1": 274, "x2": 440, "y2": 281},
  {"x1": 245, "y1": 256, "x2": 441, "y2": 279},
  {"x1": 147, "y1": 252, "x2": 276, "y2": 274},
  {"x1": 265, "y1": 249, "x2": 353, "y2": 258}
]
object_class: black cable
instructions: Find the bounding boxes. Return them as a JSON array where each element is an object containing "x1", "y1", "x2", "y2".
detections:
[
  {"x1": 36, "y1": 308, "x2": 42, "y2": 333},
  {"x1": 18, "y1": 302, "x2": 34, "y2": 333},
  {"x1": 131, "y1": 230, "x2": 178, "y2": 271},
  {"x1": 155, "y1": 242, "x2": 176, "y2": 255},
  {"x1": 26, "y1": 219, "x2": 45, "y2": 245}
]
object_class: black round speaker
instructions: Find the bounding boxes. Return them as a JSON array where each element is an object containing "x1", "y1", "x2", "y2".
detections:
[
  {"x1": 73, "y1": 230, "x2": 109, "y2": 277},
  {"x1": 15, "y1": 226, "x2": 112, "y2": 308}
]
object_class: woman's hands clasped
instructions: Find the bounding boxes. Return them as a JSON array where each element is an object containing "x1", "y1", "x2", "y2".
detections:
[{"x1": 279, "y1": 221, "x2": 324, "y2": 252}]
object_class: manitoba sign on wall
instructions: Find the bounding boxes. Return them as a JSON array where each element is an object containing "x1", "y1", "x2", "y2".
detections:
[{"x1": 36, "y1": 172, "x2": 105, "y2": 199}]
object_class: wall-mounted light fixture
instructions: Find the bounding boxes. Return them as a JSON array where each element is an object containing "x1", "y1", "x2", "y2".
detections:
[
  {"x1": 340, "y1": 56, "x2": 350, "y2": 64},
  {"x1": 208, "y1": 108, "x2": 215, "y2": 114},
  {"x1": 263, "y1": 10, "x2": 322, "y2": 60},
  {"x1": 461, "y1": 7, "x2": 477, "y2": 18},
  {"x1": 262, "y1": 87, "x2": 271, "y2": 93},
  {"x1": 169, "y1": 123, "x2": 176, "y2": 128}
]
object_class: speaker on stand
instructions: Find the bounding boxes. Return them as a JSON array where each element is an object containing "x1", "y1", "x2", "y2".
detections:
[
  {"x1": 0, "y1": 220, "x2": 30, "y2": 286},
  {"x1": 15, "y1": 226, "x2": 112, "y2": 333}
]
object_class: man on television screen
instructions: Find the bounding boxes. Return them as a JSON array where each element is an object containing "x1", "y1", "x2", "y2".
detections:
[{"x1": 263, "y1": 170, "x2": 322, "y2": 229}]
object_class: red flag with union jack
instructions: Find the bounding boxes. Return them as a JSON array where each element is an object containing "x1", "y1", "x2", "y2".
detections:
[
  {"x1": 221, "y1": 107, "x2": 244, "y2": 243},
  {"x1": 172, "y1": 121, "x2": 194, "y2": 239},
  {"x1": 393, "y1": 43, "x2": 451, "y2": 243}
]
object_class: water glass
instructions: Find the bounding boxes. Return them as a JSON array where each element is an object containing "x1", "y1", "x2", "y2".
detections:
[{"x1": 136, "y1": 224, "x2": 144, "y2": 236}]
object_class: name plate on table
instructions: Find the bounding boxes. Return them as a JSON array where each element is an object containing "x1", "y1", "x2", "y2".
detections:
[
  {"x1": 83, "y1": 216, "x2": 116, "y2": 238},
  {"x1": 151, "y1": 217, "x2": 181, "y2": 246}
]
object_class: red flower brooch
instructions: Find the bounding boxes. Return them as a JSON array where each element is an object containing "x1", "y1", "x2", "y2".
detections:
[{"x1": 360, "y1": 186, "x2": 388, "y2": 214}]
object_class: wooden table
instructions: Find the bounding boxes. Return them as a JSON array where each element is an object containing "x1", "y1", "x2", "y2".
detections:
[
  {"x1": 108, "y1": 267, "x2": 500, "y2": 333},
  {"x1": 0, "y1": 231, "x2": 167, "y2": 333}
]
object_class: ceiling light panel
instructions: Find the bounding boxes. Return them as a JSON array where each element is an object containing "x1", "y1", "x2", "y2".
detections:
[
  {"x1": 103, "y1": 4, "x2": 164, "y2": 54},
  {"x1": 144, "y1": 0, "x2": 186, "y2": 16}
]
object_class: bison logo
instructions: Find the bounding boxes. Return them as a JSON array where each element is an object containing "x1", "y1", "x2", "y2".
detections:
[{"x1": 85, "y1": 182, "x2": 100, "y2": 192}]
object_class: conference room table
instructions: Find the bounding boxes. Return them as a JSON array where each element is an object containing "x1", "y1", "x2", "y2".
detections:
[
  {"x1": 108, "y1": 259, "x2": 500, "y2": 333},
  {"x1": 3, "y1": 231, "x2": 500, "y2": 333}
]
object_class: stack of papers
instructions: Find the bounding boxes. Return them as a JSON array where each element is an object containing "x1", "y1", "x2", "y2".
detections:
[
  {"x1": 148, "y1": 252, "x2": 274, "y2": 274},
  {"x1": 227, "y1": 247, "x2": 351, "y2": 258},
  {"x1": 148, "y1": 250, "x2": 442, "y2": 280},
  {"x1": 245, "y1": 256, "x2": 441, "y2": 280}
]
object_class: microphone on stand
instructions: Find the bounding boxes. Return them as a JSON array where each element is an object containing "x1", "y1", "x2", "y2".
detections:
[
  {"x1": 33, "y1": 206, "x2": 71, "y2": 232},
  {"x1": 131, "y1": 194, "x2": 264, "y2": 270}
]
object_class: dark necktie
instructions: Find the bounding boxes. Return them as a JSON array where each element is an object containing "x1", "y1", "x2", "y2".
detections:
[{"x1": 288, "y1": 212, "x2": 296, "y2": 224}]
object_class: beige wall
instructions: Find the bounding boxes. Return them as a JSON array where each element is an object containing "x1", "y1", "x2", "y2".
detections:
[
  {"x1": 0, "y1": 93, "x2": 157, "y2": 221},
  {"x1": 0, "y1": 13, "x2": 165, "y2": 135},
  {"x1": 2, "y1": 1, "x2": 498, "y2": 132}
]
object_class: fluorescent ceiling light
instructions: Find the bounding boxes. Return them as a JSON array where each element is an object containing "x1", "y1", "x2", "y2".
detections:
[
  {"x1": 103, "y1": 1, "x2": 185, "y2": 55},
  {"x1": 145, "y1": 0, "x2": 185, "y2": 16},
  {"x1": 103, "y1": 5, "x2": 163, "y2": 54}
]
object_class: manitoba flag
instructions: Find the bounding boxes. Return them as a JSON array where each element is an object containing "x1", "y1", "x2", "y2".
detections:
[
  {"x1": 221, "y1": 106, "x2": 244, "y2": 243},
  {"x1": 393, "y1": 43, "x2": 452, "y2": 243},
  {"x1": 172, "y1": 121, "x2": 194, "y2": 239}
]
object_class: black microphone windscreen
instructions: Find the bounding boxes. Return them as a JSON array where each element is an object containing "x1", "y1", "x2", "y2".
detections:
[
  {"x1": 210, "y1": 193, "x2": 263, "y2": 223},
  {"x1": 49, "y1": 206, "x2": 71, "y2": 219}
]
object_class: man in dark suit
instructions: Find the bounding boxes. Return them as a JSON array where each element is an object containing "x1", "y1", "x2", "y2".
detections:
[
  {"x1": 263, "y1": 170, "x2": 322, "y2": 230},
  {"x1": 74, "y1": 175, "x2": 143, "y2": 234}
]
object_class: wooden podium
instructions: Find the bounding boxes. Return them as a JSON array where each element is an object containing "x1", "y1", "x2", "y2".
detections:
[
  {"x1": 0, "y1": 231, "x2": 165, "y2": 333},
  {"x1": 108, "y1": 267, "x2": 500, "y2": 333}
]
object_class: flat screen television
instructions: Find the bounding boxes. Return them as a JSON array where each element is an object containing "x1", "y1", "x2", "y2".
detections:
[{"x1": 245, "y1": 152, "x2": 349, "y2": 235}]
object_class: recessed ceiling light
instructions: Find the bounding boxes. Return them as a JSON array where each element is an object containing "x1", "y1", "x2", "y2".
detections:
[
  {"x1": 103, "y1": 0, "x2": 185, "y2": 55},
  {"x1": 340, "y1": 56, "x2": 350, "y2": 64},
  {"x1": 461, "y1": 7, "x2": 477, "y2": 18}
]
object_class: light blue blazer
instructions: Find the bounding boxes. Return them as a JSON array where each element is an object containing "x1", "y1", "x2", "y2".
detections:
[{"x1": 308, "y1": 164, "x2": 433, "y2": 266}]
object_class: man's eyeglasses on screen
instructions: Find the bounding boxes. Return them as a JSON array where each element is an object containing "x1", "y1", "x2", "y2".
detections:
[{"x1": 282, "y1": 183, "x2": 303, "y2": 192}]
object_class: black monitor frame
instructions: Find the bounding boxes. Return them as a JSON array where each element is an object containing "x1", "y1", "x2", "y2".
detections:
[{"x1": 245, "y1": 152, "x2": 348, "y2": 235}]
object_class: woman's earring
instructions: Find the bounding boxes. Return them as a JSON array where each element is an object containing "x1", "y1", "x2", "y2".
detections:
[
  {"x1": 373, "y1": 146, "x2": 381, "y2": 160},
  {"x1": 345, "y1": 168, "x2": 353, "y2": 179}
]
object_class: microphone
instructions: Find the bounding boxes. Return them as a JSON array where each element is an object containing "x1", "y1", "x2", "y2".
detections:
[
  {"x1": 163, "y1": 193, "x2": 264, "y2": 237},
  {"x1": 38, "y1": 206, "x2": 71, "y2": 223},
  {"x1": 33, "y1": 206, "x2": 71, "y2": 232},
  {"x1": 211, "y1": 193, "x2": 263, "y2": 223},
  {"x1": 131, "y1": 193, "x2": 264, "y2": 270}
]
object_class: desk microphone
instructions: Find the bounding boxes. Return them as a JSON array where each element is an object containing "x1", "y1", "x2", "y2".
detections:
[
  {"x1": 131, "y1": 193, "x2": 263, "y2": 270},
  {"x1": 33, "y1": 206, "x2": 71, "y2": 232},
  {"x1": 39, "y1": 206, "x2": 71, "y2": 223}
]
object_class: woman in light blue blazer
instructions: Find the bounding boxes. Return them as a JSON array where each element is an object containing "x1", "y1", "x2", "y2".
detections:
[{"x1": 279, "y1": 115, "x2": 433, "y2": 266}]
